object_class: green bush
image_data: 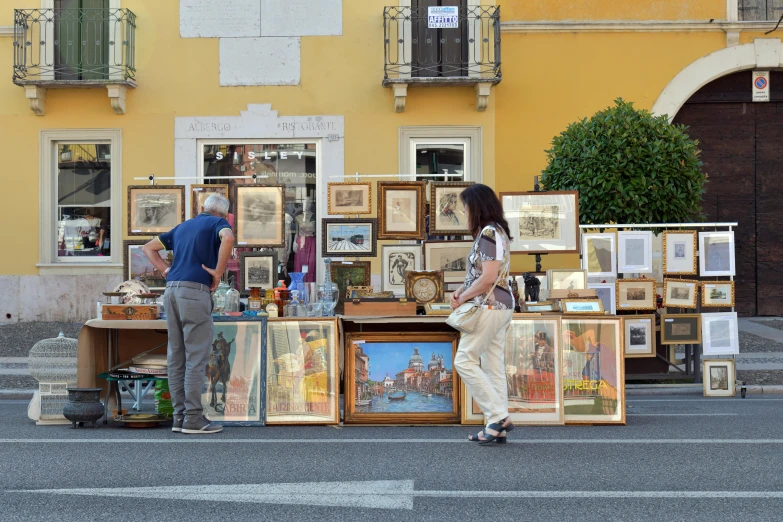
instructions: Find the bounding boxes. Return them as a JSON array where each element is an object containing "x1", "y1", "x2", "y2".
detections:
[{"x1": 540, "y1": 98, "x2": 707, "y2": 225}]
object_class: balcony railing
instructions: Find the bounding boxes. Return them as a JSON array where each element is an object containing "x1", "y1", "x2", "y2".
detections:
[
  {"x1": 13, "y1": 8, "x2": 136, "y2": 85},
  {"x1": 383, "y1": 5, "x2": 501, "y2": 84}
]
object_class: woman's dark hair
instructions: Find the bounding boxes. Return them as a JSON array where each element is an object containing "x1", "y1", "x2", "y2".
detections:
[{"x1": 459, "y1": 183, "x2": 512, "y2": 240}]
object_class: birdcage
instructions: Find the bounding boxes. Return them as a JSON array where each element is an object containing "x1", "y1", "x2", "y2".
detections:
[{"x1": 28, "y1": 332, "x2": 78, "y2": 425}]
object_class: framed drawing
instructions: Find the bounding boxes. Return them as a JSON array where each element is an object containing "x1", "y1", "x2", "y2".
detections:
[
  {"x1": 581, "y1": 232, "x2": 617, "y2": 278},
  {"x1": 616, "y1": 278, "x2": 656, "y2": 311},
  {"x1": 624, "y1": 315, "x2": 657, "y2": 358},
  {"x1": 265, "y1": 319, "x2": 340, "y2": 425},
  {"x1": 701, "y1": 281, "x2": 735, "y2": 308},
  {"x1": 327, "y1": 182, "x2": 372, "y2": 215},
  {"x1": 190, "y1": 184, "x2": 229, "y2": 219},
  {"x1": 703, "y1": 359, "x2": 736, "y2": 397},
  {"x1": 500, "y1": 191, "x2": 580, "y2": 254},
  {"x1": 423, "y1": 240, "x2": 472, "y2": 283},
  {"x1": 381, "y1": 244, "x2": 422, "y2": 295},
  {"x1": 429, "y1": 182, "x2": 473, "y2": 235},
  {"x1": 660, "y1": 314, "x2": 701, "y2": 345},
  {"x1": 127, "y1": 185, "x2": 185, "y2": 236},
  {"x1": 589, "y1": 282, "x2": 616, "y2": 315},
  {"x1": 562, "y1": 299, "x2": 605, "y2": 314},
  {"x1": 663, "y1": 279, "x2": 699, "y2": 309},
  {"x1": 329, "y1": 261, "x2": 371, "y2": 315},
  {"x1": 561, "y1": 316, "x2": 625, "y2": 425},
  {"x1": 378, "y1": 181, "x2": 426, "y2": 240},
  {"x1": 344, "y1": 332, "x2": 461, "y2": 424},
  {"x1": 405, "y1": 271, "x2": 445, "y2": 304},
  {"x1": 699, "y1": 231, "x2": 736, "y2": 277},
  {"x1": 548, "y1": 269, "x2": 587, "y2": 291},
  {"x1": 234, "y1": 185, "x2": 285, "y2": 248},
  {"x1": 617, "y1": 230, "x2": 653, "y2": 274},
  {"x1": 522, "y1": 301, "x2": 557, "y2": 313},
  {"x1": 123, "y1": 240, "x2": 172, "y2": 291},
  {"x1": 239, "y1": 251, "x2": 278, "y2": 292},
  {"x1": 202, "y1": 317, "x2": 267, "y2": 426},
  {"x1": 702, "y1": 312, "x2": 739, "y2": 355},
  {"x1": 663, "y1": 230, "x2": 697, "y2": 275},
  {"x1": 321, "y1": 218, "x2": 377, "y2": 258}
]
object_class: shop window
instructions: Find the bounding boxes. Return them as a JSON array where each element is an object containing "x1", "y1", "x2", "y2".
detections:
[{"x1": 739, "y1": 0, "x2": 783, "y2": 21}]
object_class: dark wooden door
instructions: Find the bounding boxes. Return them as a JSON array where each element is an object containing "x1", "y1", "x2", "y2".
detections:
[{"x1": 411, "y1": 0, "x2": 468, "y2": 77}]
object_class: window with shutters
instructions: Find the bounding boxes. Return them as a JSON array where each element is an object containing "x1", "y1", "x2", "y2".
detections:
[{"x1": 739, "y1": 0, "x2": 783, "y2": 21}]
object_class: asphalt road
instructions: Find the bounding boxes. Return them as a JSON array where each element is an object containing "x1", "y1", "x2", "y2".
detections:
[{"x1": 2, "y1": 396, "x2": 783, "y2": 521}]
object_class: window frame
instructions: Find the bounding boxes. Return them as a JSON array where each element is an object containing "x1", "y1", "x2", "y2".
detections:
[{"x1": 399, "y1": 126, "x2": 482, "y2": 182}]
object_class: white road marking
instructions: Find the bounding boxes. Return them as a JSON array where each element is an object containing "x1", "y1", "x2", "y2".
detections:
[
  {"x1": 627, "y1": 413, "x2": 739, "y2": 416},
  {"x1": 2, "y1": 438, "x2": 783, "y2": 444}
]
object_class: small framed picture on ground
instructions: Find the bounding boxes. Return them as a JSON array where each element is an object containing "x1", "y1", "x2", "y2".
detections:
[
  {"x1": 660, "y1": 314, "x2": 701, "y2": 345},
  {"x1": 624, "y1": 315, "x2": 657, "y2": 358},
  {"x1": 701, "y1": 281, "x2": 735, "y2": 308},
  {"x1": 703, "y1": 359, "x2": 736, "y2": 397}
]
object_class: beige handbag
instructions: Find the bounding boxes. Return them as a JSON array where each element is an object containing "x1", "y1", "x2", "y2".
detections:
[{"x1": 446, "y1": 270, "x2": 505, "y2": 334}]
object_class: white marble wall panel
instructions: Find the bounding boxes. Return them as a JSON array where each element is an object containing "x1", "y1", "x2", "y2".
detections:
[
  {"x1": 17, "y1": 275, "x2": 122, "y2": 323},
  {"x1": 219, "y1": 37, "x2": 301, "y2": 86},
  {"x1": 260, "y1": 0, "x2": 343, "y2": 37},
  {"x1": 180, "y1": 0, "x2": 262, "y2": 38},
  {"x1": 0, "y1": 276, "x2": 20, "y2": 324}
]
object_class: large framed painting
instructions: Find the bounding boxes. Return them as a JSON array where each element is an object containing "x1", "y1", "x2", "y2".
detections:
[
  {"x1": 423, "y1": 240, "x2": 472, "y2": 283},
  {"x1": 616, "y1": 278, "x2": 656, "y2": 311},
  {"x1": 344, "y1": 332, "x2": 461, "y2": 424},
  {"x1": 660, "y1": 314, "x2": 701, "y2": 345},
  {"x1": 321, "y1": 218, "x2": 377, "y2": 258},
  {"x1": 561, "y1": 316, "x2": 625, "y2": 425},
  {"x1": 202, "y1": 317, "x2": 267, "y2": 426},
  {"x1": 429, "y1": 182, "x2": 473, "y2": 236},
  {"x1": 701, "y1": 312, "x2": 739, "y2": 356},
  {"x1": 701, "y1": 281, "x2": 735, "y2": 308},
  {"x1": 581, "y1": 232, "x2": 617, "y2": 278},
  {"x1": 265, "y1": 319, "x2": 340, "y2": 425},
  {"x1": 617, "y1": 230, "x2": 653, "y2": 274},
  {"x1": 378, "y1": 181, "x2": 427, "y2": 240},
  {"x1": 663, "y1": 230, "x2": 697, "y2": 275},
  {"x1": 327, "y1": 182, "x2": 372, "y2": 215},
  {"x1": 127, "y1": 185, "x2": 185, "y2": 236},
  {"x1": 190, "y1": 184, "x2": 229, "y2": 219},
  {"x1": 381, "y1": 243, "x2": 423, "y2": 295},
  {"x1": 703, "y1": 359, "x2": 736, "y2": 397},
  {"x1": 123, "y1": 240, "x2": 173, "y2": 291},
  {"x1": 329, "y1": 261, "x2": 371, "y2": 314},
  {"x1": 234, "y1": 184, "x2": 285, "y2": 248},
  {"x1": 239, "y1": 251, "x2": 278, "y2": 292},
  {"x1": 500, "y1": 191, "x2": 580, "y2": 254},
  {"x1": 624, "y1": 315, "x2": 657, "y2": 358},
  {"x1": 699, "y1": 231, "x2": 736, "y2": 277}
]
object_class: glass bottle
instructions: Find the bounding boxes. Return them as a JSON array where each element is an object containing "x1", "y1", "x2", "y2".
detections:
[
  {"x1": 224, "y1": 277, "x2": 240, "y2": 313},
  {"x1": 321, "y1": 259, "x2": 339, "y2": 317},
  {"x1": 248, "y1": 288, "x2": 263, "y2": 312},
  {"x1": 212, "y1": 279, "x2": 230, "y2": 314}
]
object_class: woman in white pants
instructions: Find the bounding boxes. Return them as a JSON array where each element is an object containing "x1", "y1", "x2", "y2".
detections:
[{"x1": 450, "y1": 184, "x2": 515, "y2": 445}]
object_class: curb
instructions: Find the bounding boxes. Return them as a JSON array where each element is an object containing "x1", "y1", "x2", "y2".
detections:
[
  {"x1": 0, "y1": 389, "x2": 34, "y2": 400},
  {"x1": 627, "y1": 384, "x2": 783, "y2": 395}
]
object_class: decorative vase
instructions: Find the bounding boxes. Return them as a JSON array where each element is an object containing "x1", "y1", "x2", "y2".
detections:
[
  {"x1": 320, "y1": 259, "x2": 339, "y2": 317},
  {"x1": 288, "y1": 272, "x2": 307, "y2": 304},
  {"x1": 63, "y1": 388, "x2": 104, "y2": 429}
]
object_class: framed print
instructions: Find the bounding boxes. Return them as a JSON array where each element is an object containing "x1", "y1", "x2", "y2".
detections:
[
  {"x1": 265, "y1": 319, "x2": 340, "y2": 424},
  {"x1": 425, "y1": 303, "x2": 453, "y2": 315},
  {"x1": 523, "y1": 301, "x2": 557, "y2": 313},
  {"x1": 624, "y1": 315, "x2": 657, "y2": 358},
  {"x1": 234, "y1": 184, "x2": 285, "y2": 248},
  {"x1": 344, "y1": 332, "x2": 461, "y2": 424},
  {"x1": 327, "y1": 182, "x2": 372, "y2": 215},
  {"x1": 562, "y1": 299, "x2": 605, "y2": 314},
  {"x1": 500, "y1": 191, "x2": 580, "y2": 254},
  {"x1": 703, "y1": 359, "x2": 736, "y2": 397},
  {"x1": 461, "y1": 381, "x2": 485, "y2": 425},
  {"x1": 617, "y1": 230, "x2": 653, "y2": 274},
  {"x1": 513, "y1": 272, "x2": 549, "y2": 302},
  {"x1": 239, "y1": 251, "x2": 278, "y2": 292},
  {"x1": 381, "y1": 244, "x2": 422, "y2": 295},
  {"x1": 616, "y1": 278, "x2": 656, "y2": 311},
  {"x1": 548, "y1": 269, "x2": 587, "y2": 291},
  {"x1": 321, "y1": 218, "x2": 377, "y2": 258},
  {"x1": 429, "y1": 182, "x2": 473, "y2": 235},
  {"x1": 378, "y1": 181, "x2": 426, "y2": 240},
  {"x1": 589, "y1": 282, "x2": 616, "y2": 315},
  {"x1": 699, "y1": 231, "x2": 736, "y2": 277},
  {"x1": 330, "y1": 261, "x2": 371, "y2": 314},
  {"x1": 663, "y1": 230, "x2": 697, "y2": 275},
  {"x1": 190, "y1": 184, "x2": 228, "y2": 219},
  {"x1": 663, "y1": 279, "x2": 699, "y2": 309},
  {"x1": 423, "y1": 240, "x2": 472, "y2": 283},
  {"x1": 127, "y1": 185, "x2": 185, "y2": 236},
  {"x1": 702, "y1": 312, "x2": 739, "y2": 355},
  {"x1": 202, "y1": 317, "x2": 266, "y2": 426},
  {"x1": 349, "y1": 288, "x2": 394, "y2": 299},
  {"x1": 561, "y1": 316, "x2": 625, "y2": 425},
  {"x1": 581, "y1": 232, "x2": 617, "y2": 278},
  {"x1": 123, "y1": 240, "x2": 172, "y2": 291},
  {"x1": 702, "y1": 281, "x2": 735, "y2": 308},
  {"x1": 660, "y1": 314, "x2": 701, "y2": 345},
  {"x1": 405, "y1": 270, "x2": 445, "y2": 304}
]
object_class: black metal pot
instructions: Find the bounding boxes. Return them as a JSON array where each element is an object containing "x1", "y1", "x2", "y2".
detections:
[{"x1": 63, "y1": 388, "x2": 104, "y2": 429}]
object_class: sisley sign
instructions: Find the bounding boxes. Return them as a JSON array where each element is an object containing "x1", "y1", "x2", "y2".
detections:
[{"x1": 427, "y1": 6, "x2": 458, "y2": 29}]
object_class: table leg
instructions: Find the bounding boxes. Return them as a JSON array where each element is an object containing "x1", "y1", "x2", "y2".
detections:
[
  {"x1": 115, "y1": 381, "x2": 123, "y2": 416},
  {"x1": 103, "y1": 329, "x2": 113, "y2": 424}
]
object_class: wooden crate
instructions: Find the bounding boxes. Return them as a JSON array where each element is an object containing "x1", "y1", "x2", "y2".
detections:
[
  {"x1": 343, "y1": 298, "x2": 417, "y2": 317},
  {"x1": 102, "y1": 304, "x2": 160, "y2": 321}
]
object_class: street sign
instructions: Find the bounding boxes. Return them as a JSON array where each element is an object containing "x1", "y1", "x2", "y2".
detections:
[
  {"x1": 428, "y1": 6, "x2": 458, "y2": 29},
  {"x1": 753, "y1": 71, "x2": 770, "y2": 102}
]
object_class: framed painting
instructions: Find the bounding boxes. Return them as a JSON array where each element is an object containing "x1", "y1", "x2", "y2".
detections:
[
  {"x1": 190, "y1": 184, "x2": 229, "y2": 219},
  {"x1": 663, "y1": 230, "x2": 697, "y2": 275},
  {"x1": 699, "y1": 231, "x2": 736, "y2": 277},
  {"x1": 329, "y1": 261, "x2": 371, "y2": 314},
  {"x1": 663, "y1": 279, "x2": 699, "y2": 309},
  {"x1": 202, "y1": 317, "x2": 267, "y2": 426},
  {"x1": 561, "y1": 316, "x2": 625, "y2": 425},
  {"x1": 265, "y1": 319, "x2": 340, "y2": 425},
  {"x1": 381, "y1": 244, "x2": 423, "y2": 295},
  {"x1": 327, "y1": 182, "x2": 372, "y2": 215},
  {"x1": 616, "y1": 278, "x2": 656, "y2": 311},
  {"x1": 344, "y1": 332, "x2": 461, "y2": 424},
  {"x1": 405, "y1": 270, "x2": 445, "y2": 304},
  {"x1": 378, "y1": 181, "x2": 426, "y2": 240},
  {"x1": 127, "y1": 185, "x2": 185, "y2": 236},
  {"x1": 322, "y1": 218, "x2": 378, "y2": 258},
  {"x1": 703, "y1": 359, "x2": 736, "y2": 397},
  {"x1": 617, "y1": 230, "x2": 653, "y2": 274},
  {"x1": 624, "y1": 315, "x2": 657, "y2": 358},
  {"x1": 562, "y1": 299, "x2": 605, "y2": 314},
  {"x1": 581, "y1": 232, "x2": 617, "y2": 278},
  {"x1": 701, "y1": 281, "x2": 735, "y2": 308},
  {"x1": 522, "y1": 301, "x2": 558, "y2": 313},
  {"x1": 239, "y1": 251, "x2": 278, "y2": 292},
  {"x1": 548, "y1": 269, "x2": 587, "y2": 291},
  {"x1": 660, "y1": 314, "x2": 702, "y2": 345},
  {"x1": 429, "y1": 182, "x2": 473, "y2": 235},
  {"x1": 123, "y1": 240, "x2": 173, "y2": 291},
  {"x1": 702, "y1": 312, "x2": 739, "y2": 356},
  {"x1": 234, "y1": 184, "x2": 285, "y2": 248},
  {"x1": 500, "y1": 191, "x2": 580, "y2": 254},
  {"x1": 423, "y1": 240, "x2": 472, "y2": 283},
  {"x1": 589, "y1": 282, "x2": 616, "y2": 315}
]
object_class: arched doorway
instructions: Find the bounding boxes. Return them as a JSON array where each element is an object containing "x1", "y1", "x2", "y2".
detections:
[{"x1": 673, "y1": 70, "x2": 783, "y2": 316}]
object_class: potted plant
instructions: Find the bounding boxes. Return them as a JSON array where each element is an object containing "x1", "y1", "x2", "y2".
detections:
[{"x1": 60, "y1": 145, "x2": 72, "y2": 162}]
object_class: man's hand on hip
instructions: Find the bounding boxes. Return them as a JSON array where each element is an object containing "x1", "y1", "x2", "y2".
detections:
[{"x1": 201, "y1": 264, "x2": 221, "y2": 291}]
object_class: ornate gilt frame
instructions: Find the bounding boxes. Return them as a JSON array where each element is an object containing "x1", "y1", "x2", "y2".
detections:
[
  {"x1": 405, "y1": 270, "x2": 445, "y2": 304},
  {"x1": 377, "y1": 181, "x2": 427, "y2": 240},
  {"x1": 190, "y1": 184, "x2": 229, "y2": 219},
  {"x1": 428, "y1": 181, "x2": 474, "y2": 236},
  {"x1": 327, "y1": 182, "x2": 372, "y2": 215},
  {"x1": 703, "y1": 358, "x2": 736, "y2": 397},
  {"x1": 561, "y1": 299, "x2": 605, "y2": 314},
  {"x1": 701, "y1": 281, "x2": 736, "y2": 308},
  {"x1": 663, "y1": 230, "x2": 698, "y2": 275},
  {"x1": 615, "y1": 278, "x2": 657, "y2": 311},
  {"x1": 663, "y1": 279, "x2": 700, "y2": 309}
]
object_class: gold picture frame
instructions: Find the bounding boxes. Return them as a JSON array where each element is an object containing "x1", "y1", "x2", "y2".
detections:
[
  {"x1": 663, "y1": 230, "x2": 698, "y2": 275},
  {"x1": 378, "y1": 181, "x2": 426, "y2": 240},
  {"x1": 522, "y1": 301, "x2": 557, "y2": 313},
  {"x1": 429, "y1": 181, "x2": 473, "y2": 235},
  {"x1": 660, "y1": 313, "x2": 702, "y2": 345},
  {"x1": 190, "y1": 184, "x2": 229, "y2": 219},
  {"x1": 703, "y1": 359, "x2": 736, "y2": 397},
  {"x1": 405, "y1": 271, "x2": 444, "y2": 304},
  {"x1": 327, "y1": 182, "x2": 372, "y2": 215},
  {"x1": 663, "y1": 279, "x2": 700, "y2": 309},
  {"x1": 330, "y1": 262, "x2": 372, "y2": 314},
  {"x1": 624, "y1": 314, "x2": 657, "y2": 358},
  {"x1": 616, "y1": 278, "x2": 657, "y2": 311},
  {"x1": 127, "y1": 185, "x2": 186, "y2": 236},
  {"x1": 561, "y1": 299, "x2": 605, "y2": 314},
  {"x1": 701, "y1": 281, "x2": 735, "y2": 308},
  {"x1": 425, "y1": 303, "x2": 453, "y2": 315}
]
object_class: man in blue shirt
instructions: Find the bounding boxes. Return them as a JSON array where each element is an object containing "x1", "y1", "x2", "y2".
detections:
[{"x1": 142, "y1": 194, "x2": 234, "y2": 434}]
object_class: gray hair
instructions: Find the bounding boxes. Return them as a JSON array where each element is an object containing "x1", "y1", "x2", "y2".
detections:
[{"x1": 203, "y1": 194, "x2": 230, "y2": 217}]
